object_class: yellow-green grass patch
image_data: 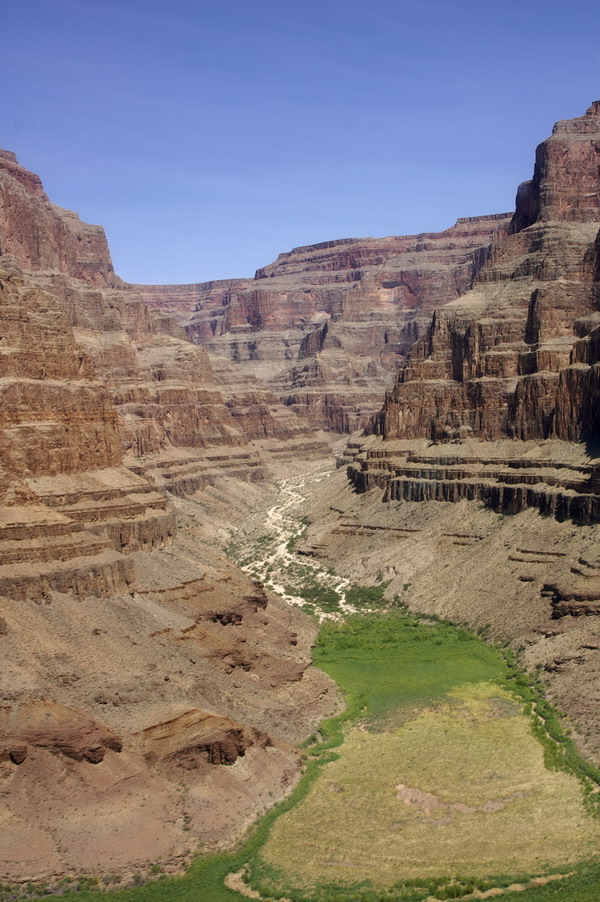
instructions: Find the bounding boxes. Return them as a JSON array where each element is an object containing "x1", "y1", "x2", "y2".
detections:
[{"x1": 261, "y1": 682, "x2": 600, "y2": 889}]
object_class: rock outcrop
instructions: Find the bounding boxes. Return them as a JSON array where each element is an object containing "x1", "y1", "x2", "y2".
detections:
[
  {"x1": 0, "y1": 150, "x2": 119, "y2": 285},
  {"x1": 140, "y1": 709, "x2": 271, "y2": 768},
  {"x1": 350, "y1": 103, "x2": 600, "y2": 525},
  {"x1": 0, "y1": 700, "x2": 123, "y2": 765},
  {"x1": 373, "y1": 103, "x2": 600, "y2": 446}
]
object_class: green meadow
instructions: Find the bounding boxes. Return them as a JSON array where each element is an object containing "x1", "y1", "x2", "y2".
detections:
[{"x1": 256, "y1": 613, "x2": 600, "y2": 900}]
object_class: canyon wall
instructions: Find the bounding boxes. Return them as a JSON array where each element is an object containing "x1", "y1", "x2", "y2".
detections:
[
  {"x1": 287, "y1": 104, "x2": 600, "y2": 765},
  {"x1": 348, "y1": 103, "x2": 600, "y2": 543},
  {"x1": 0, "y1": 150, "x2": 119, "y2": 285},
  {"x1": 372, "y1": 102, "x2": 600, "y2": 446},
  {"x1": 0, "y1": 153, "x2": 337, "y2": 882},
  {"x1": 137, "y1": 214, "x2": 510, "y2": 432}
]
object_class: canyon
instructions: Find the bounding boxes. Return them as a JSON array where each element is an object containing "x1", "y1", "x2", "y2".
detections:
[{"x1": 2, "y1": 102, "x2": 600, "y2": 889}]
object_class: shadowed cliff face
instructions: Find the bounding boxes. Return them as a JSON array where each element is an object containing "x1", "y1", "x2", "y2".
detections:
[
  {"x1": 372, "y1": 102, "x2": 600, "y2": 447},
  {"x1": 137, "y1": 215, "x2": 511, "y2": 432}
]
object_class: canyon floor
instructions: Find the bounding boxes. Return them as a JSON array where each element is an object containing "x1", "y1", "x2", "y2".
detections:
[
  {"x1": 98, "y1": 458, "x2": 599, "y2": 902},
  {"x1": 3, "y1": 452, "x2": 600, "y2": 901},
  {"x1": 230, "y1": 461, "x2": 600, "y2": 899}
]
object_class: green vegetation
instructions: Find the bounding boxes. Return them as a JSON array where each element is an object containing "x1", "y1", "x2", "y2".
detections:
[
  {"x1": 313, "y1": 612, "x2": 504, "y2": 720},
  {"x1": 257, "y1": 613, "x2": 600, "y2": 899},
  {"x1": 298, "y1": 581, "x2": 341, "y2": 612},
  {"x1": 501, "y1": 862, "x2": 600, "y2": 900},
  {"x1": 502, "y1": 650, "x2": 600, "y2": 815},
  {"x1": 286, "y1": 516, "x2": 310, "y2": 553},
  {"x1": 344, "y1": 582, "x2": 390, "y2": 609},
  {"x1": 17, "y1": 496, "x2": 600, "y2": 902}
]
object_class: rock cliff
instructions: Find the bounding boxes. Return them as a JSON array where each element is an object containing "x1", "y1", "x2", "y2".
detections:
[
  {"x1": 326, "y1": 104, "x2": 600, "y2": 782},
  {"x1": 0, "y1": 151, "x2": 119, "y2": 285},
  {"x1": 349, "y1": 103, "x2": 600, "y2": 534},
  {"x1": 137, "y1": 215, "x2": 510, "y2": 432},
  {"x1": 372, "y1": 103, "x2": 600, "y2": 446}
]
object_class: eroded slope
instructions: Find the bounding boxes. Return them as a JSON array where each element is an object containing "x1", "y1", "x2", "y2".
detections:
[{"x1": 0, "y1": 153, "x2": 338, "y2": 882}]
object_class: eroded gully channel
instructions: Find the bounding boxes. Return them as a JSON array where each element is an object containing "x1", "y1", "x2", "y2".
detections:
[{"x1": 228, "y1": 468, "x2": 358, "y2": 618}]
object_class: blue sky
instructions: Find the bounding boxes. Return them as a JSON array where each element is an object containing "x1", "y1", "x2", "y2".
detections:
[{"x1": 3, "y1": 0, "x2": 600, "y2": 283}]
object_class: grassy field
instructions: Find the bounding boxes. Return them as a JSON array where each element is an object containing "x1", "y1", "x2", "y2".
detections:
[
  {"x1": 256, "y1": 613, "x2": 600, "y2": 899},
  {"x1": 312, "y1": 613, "x2": 504, "y2": 720}
]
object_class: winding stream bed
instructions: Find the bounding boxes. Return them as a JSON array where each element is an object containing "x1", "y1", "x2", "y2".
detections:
[{"x1": 229, "y1": 469, "x2": 356, "y2": 617}]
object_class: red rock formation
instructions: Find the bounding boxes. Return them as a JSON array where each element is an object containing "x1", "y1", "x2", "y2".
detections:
[
  {"x1": 0, "y1": 700, "x2": 123, "y2": 765},
  {"x1": 0, "y1": 150, "x2": 321, "y2": 474},
  {"x1": 137, "y1": 215, "x2": 510, "y2": 432},
  {"x1": 134, "y1": 279, "x2": 251, "y2": 331},
  {"x1": 512, "y1": 101, "x2": 600, "y2": 230},
  {"x1": 0, "y1": 152, "x2": 338, "y2": 881},
  {"x1": 0, "y1": 151, "x2": 119, "y2": 285},
  {"x1": 372, "y1": 104, "x2": 600, "y2": 446},
  {"x1": 0, "y1": 148, "x2": 329, "y2": 603},
  {"x1": 349, "y1": 103, "x2": 600, "y2": 522},
  {"x1": 140, "y1": 709, "x2": 270, "y2": 768}
]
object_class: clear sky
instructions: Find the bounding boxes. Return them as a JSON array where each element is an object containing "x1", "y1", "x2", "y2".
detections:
[{"x1": 3, "y1": 0, "x2": 600, "y2": 284}]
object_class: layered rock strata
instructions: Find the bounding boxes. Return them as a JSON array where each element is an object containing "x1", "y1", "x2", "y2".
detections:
[
  {"x1": 138, "y1": 215, "x2": 510, "y2": 432},
  {"x1": 0, "y1": 153, "x2": 337, "y2": 881},
  {"x1": 0, "y1": 150, "x2": 119, "y2": 285},
  {"x1": 349, "y1": 103, "x2": 600, "y2": 534},
  {"x1": 347, "y1": 436, "x2": 600, "y2": 525},
  {"x1": 0, "y1": 255, "x2": 162, "y2": 603},
  {"x1": 0, "y1": 502, "x2": 337, "y2": 879},
  {"x1": 372, "y1": 103, "x2": 600, "y2": 447},
  {"x1": 0, "y1": 151, "x2": 324, "y2": 464}
]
